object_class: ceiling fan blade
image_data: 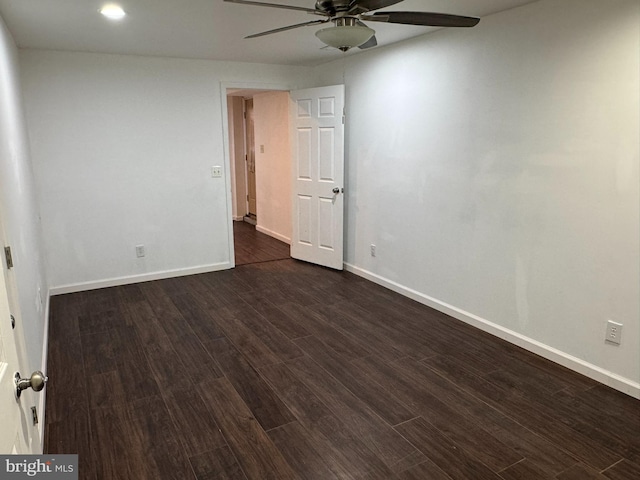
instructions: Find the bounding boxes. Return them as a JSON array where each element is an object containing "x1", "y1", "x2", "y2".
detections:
[
  {"x1": 224, "y1": 0, "x2": 318, "y2": 14},
  {"x1": 358, "y1": 34, "x2": 378, "y2": 49},
  {"x1": 362, "y1": 11, "x2": 480, "y2": 27},
  {"x1": 349, "y1": 0, "x2": 404, "y2": 14},
  {"x1": 245, "y1": 19, "x2": 329, "y2": 39}
]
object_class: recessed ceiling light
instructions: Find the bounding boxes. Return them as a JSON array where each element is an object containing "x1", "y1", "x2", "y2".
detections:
[{"x1": 100, "y1": 4, "x2": 126, "y2": 20}]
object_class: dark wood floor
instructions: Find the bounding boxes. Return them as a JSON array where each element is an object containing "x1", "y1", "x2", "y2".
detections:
[
  {"x1": 45, "y1": 259, "x2": 640, "y2": 479},
  {"x1": 234, "y1": 220, "x2": 290, "y2": 266}
]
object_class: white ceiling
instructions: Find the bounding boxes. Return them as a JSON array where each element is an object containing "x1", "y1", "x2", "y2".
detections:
[{"x1": 0, "y1": 0, "x2": 539, "y2": 66}]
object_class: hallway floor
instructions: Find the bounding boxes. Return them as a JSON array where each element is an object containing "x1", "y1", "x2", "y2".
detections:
[{"x1": 233, "y1": 220, "x2": 290, "y2": 266}]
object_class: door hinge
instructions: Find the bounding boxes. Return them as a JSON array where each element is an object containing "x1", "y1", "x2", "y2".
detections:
[
  {"x1": 246, "y1": 195, "x2": 250, "y2": 201},
  {"x1": 4, "y1": 246, "x2": 13, "y2": 269}
]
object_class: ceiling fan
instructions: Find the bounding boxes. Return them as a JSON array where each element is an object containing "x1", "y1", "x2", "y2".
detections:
[{"x1": 224, "y1": 0, "x2": 480, "y2": 52}]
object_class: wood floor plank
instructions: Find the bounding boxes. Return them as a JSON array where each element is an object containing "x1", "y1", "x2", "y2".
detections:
[
  {"x1": 87, "y1": 370, "x2": 127, "y2": 410},
  {"x1": 90, "y1": 405, "x2": 156, "y2": 480},
  {"x1": 143, "y1": 341, "x2": 193, "y2": 394},
  {"x1": 585, "y1": 385, "x2": 640, "y2": 419},
  {"x1": 352, "y1": 355, "x2": 524, "y2": 472},
  {"x1": 114, "y1": 329, "x2": 162, "y2": 402},
  {"x1": 162, "y1": 389, "x2": 227, "y2": 457},
  {"x1": 48, "y1": 294, "x2": 82, "y2": 339},
  {"x1": 277, "y1": 302, "x2": 372, "y2": 361},
  {"x1": 131, "y1": 395, "x2": 196, "y2": 479},
  {"x1": 415, "y1": 351, "x2": 622, "y2": 471},
  {"x1": 307, "y1": 302, "x2": 407, "y2": 361},
  {"x1": 498, "y1": 460, "x2": 555, "y2": 479},
  {"x1": 169, "y1": 292, "x2": 227, "y2": 340},
  {"x1": 198, "y1": 377, "x2": 297, "y2": 480},
  {"x1": 346, "y1": 292, "x2": 502, "y2": 372},
  {"x1": 549, "y1": 390, "x2": 640, "y2": 462},
  {"x1": 170, "y1": 330, "x2": 225, "y2": 382},
  {"x1": 189, "y1": 446, "x2": 248, "y2": 480},
  {"x1": 602, "y1": 460, "x2": 640, "y2": 480},
  {"x1": 395, "y1": 417, "x2": 503, "y2": 480},
  {"x1": 213, "y1": 305, "x2": 285, "y2": 368},
  {"x1": 268, "y1": 422, "x2": 347, "y2": 480},
  {"x1": 294, "y1": 335, "x2": 416, "y2": 426},
  {"x1": 45, "y1": 335, "x2": 89, "y2": 425},
  {"x1": 205, "y1": 337, "x2": 294, "y2": 431},
  {"x1": 120, "y1": 299, "x2": 173, "y2": 348},
  {"x1": 486, "y1": 356, "x2": 575, "y2": 397},
  {"x1": 46, "y1": 416, "x2": 95, "y2": 480},
  {"x1": 422, "y1": 354, "x2": 579, "y2": 476},
  {"x1": 285, "y1": 354, "x2": 420, "y2": 468},
  {"x1": 556, "y1": 464, "x2": 608, "y2": 479},
  {"x1": 81, "y1": 328, "x2": 131, "y2": 374},
  {"x1": 78, "y1": 307, "x2": 126, "y2": 335},
  {"x1": 259, "y1": 361, "x2": 389, "y2": 477},
  {"x1": 225, "y1": 303, "x2": 305, "y2": 362},
  {"x1": 139, "y1": 280, "x2": 195, "y2": 339},
  {"x1": 241, "y1": 297, "x2": 312, "y2": 339},
  {"x1": 321, "y1": 300, "x2": 437, "y2": 360},
  {"x1": 394, "y1": 459, "x2": 456, "y2": 480}
]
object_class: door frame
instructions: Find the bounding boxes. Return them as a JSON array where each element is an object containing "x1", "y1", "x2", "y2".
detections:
[
  {"x1": 220, "y1": 81, "x2": 293, "y2": 268},
  {"x1": 244, "y1": 97, "x2": 257, "y2": 219}
]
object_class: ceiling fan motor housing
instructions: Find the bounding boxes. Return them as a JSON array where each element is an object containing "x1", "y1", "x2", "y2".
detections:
[{"x1": 316, "y1": 0, "x2": 352, "y2": 15}]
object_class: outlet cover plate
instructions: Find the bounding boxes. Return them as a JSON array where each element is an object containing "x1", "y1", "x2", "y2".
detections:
[{"x1": 605, "y1": 320, "x2": 623, "y2": 345}]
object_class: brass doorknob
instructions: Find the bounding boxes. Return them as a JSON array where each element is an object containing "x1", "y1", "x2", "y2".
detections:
[{"x1": 15, "y1": 371, "x2": 48, "y2": 398}]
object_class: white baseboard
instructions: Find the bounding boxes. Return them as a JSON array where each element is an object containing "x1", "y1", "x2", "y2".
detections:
[
  {"x1": 256, "y1": 225, "x2": 291, "y2": 245},
  {"x1": 49, "y1": 262, "x2": 232, "y2": 296},
  {"x1": 344, "y1": 262, "x2": 640, "y2": 400},
  {"x1": 233, "y1": 216, "x2": 243, "y2": 221}
]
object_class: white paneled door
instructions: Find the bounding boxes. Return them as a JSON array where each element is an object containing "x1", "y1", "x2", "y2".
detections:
[
  {"x1": 290, "y1": 85, "x2": 345, "y2": 270},
  {"x1": 0, "y1": 215, "x2": 39, "y2": 454}
]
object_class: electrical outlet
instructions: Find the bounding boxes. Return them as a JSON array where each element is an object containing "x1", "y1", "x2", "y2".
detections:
[
  {"x1": 211, "y1": 166, "x2": 222, "y2": 178},
  {"x1": 605, "y1": 320, "x2": 623, "y2": 345},
  {"x1": 370, "y1": 244, "x2": 376, "y2": 257},
  {"x1": 136, "y1": 244, "x2": 145, "y2": 258}
]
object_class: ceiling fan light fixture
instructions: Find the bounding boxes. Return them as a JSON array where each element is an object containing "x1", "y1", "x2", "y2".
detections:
[{"x1": 315, "y1": 25, "x2": 375, "y2": 52}]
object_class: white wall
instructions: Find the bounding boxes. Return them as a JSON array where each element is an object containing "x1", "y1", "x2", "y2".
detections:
[
  {"x1": 313, "y1": 0, "x2": 640, "y2": 395},
  {"x1": 0, "y1": 16, "x2": 48, "y2": 375},
  {"x1": 19, "y1": 50, "x2": 310, "y2": 291},
  {"x1": 254, "y1": 91, "x2": 292, "y2": 243}
]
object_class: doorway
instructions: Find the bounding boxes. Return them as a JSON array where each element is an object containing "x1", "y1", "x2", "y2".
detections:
[{"x1": 226, "y1": 88, "x2": 292, "y2": 266}]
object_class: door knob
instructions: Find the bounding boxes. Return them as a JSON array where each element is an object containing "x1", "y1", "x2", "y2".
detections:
[
  {"x1": 14, "y1": 371, "x2": 48, "y2": 398},
  {"x1": 332, "y1": 187, "x2": 342, "y2": 194}
]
